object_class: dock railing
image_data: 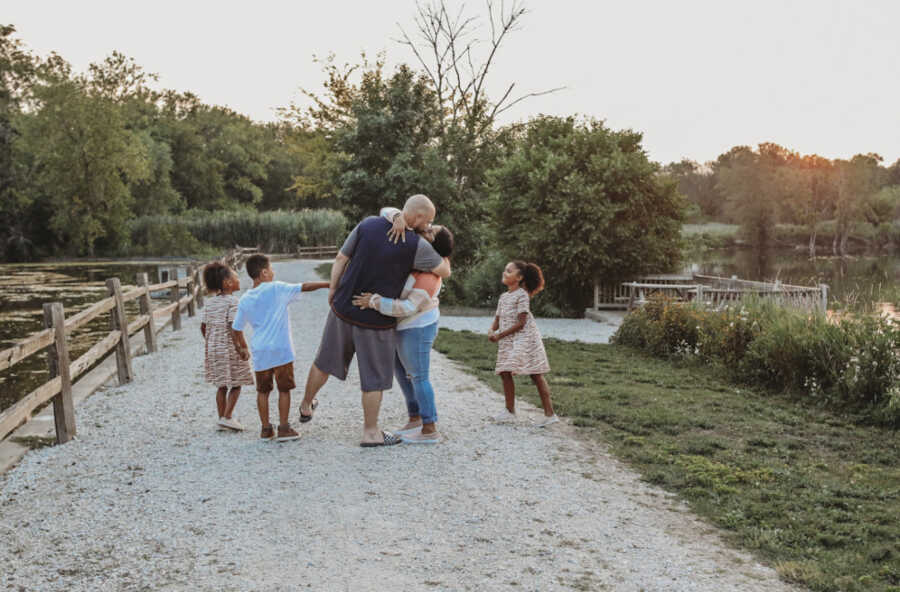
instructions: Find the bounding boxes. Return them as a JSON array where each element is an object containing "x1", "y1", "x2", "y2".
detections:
[{"x1": 591, "y1": 273, "x2": 827, "y2": 313}]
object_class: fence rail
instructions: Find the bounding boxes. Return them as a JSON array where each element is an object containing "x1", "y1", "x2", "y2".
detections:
[{"x1": 295, "y1": 245, "x2": 339, "y2": 258}]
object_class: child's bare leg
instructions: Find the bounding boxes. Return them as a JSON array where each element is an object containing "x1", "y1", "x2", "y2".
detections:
[
  {"x1": 216, "y1": 386, "x2": 227, "y2": 417},
  {"x1": 500, "y1": 372, "x2": 516, "y2": 413},
  {"x1": 257, "y1": 391, "x2": 271, "y2": 427},
  {"x1": 278, "y1": 391, "x2": 291, "y2": 426},
  {"x1": 530, "y1": 374, "x2": 555, "y2": 416},
  {"x1": 224, "y1": 387, "x2": 241, "y2": 419}
]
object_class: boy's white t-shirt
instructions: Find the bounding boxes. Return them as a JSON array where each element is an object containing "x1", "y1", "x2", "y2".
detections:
[{"x1": 232, "y1": 281, "x2": 304, "y2": 372}]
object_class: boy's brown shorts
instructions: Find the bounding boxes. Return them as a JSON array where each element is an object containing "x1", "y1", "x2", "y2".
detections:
[{"x1": 255, "y1": 362, "x2": 296, "y2": 393}]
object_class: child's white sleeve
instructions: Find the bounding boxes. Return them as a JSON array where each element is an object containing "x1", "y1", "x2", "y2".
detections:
[
  {"x1": 380, "y1": 206, "x2": 401, "y2": 221},
  {"x1": 277, "y1": 281, "x2": 305, "y2": 304}
]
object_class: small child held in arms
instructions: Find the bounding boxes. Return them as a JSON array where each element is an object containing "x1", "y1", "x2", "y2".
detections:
[
  {"x1": 231, "y1": 254, "x2": 329, "y2": 442},
  {"x1": 488, "y1": 261, "x2": 558, "y2": 427},
  {"x1": 201, "y1": 262, "x2": 254, "y2": 432}
]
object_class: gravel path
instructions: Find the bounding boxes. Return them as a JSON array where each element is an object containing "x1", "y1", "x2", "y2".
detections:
[
  {"x1": 439, "y1": 312, "x2": 625, "y2": 344},
  {"x1": 0, "y1": 260, "x2": 796, "y2": 592}
]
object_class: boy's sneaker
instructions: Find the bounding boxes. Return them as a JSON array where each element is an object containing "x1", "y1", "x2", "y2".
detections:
[
  {"x1": 216, "y1": 418, "x2": 228, "y2": 431},
  {"x1": 402, "y1": 430, "x2": 441, "y2": 444},
  {"x1": 218, "y1": 417, "x2": 244, "y2": 431},
  {"x1": 260, "y1": 425, "x2": 275, "y2": 440},
  {"x1": 492, "y1": 409, "x2": 517, "y2": 423},
  {"x1": 276, "y1": 424, "x2": 300, "y2": 442},
  {"x1": 535, "y1": 414, "x2": 559, "y2": 428}
]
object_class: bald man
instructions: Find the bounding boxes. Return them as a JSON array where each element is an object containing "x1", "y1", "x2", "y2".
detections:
[{"x1": 300, "y1": 194, "x2": 451, "y2": 447}]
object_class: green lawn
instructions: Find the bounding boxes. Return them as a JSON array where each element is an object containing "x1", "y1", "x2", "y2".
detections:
[
  {"x1": 435, "y1": 329, "x2": 900, "y2": 592},
  {"x1": 315, "y1": 262, "x2": 332, "y2": 280}
]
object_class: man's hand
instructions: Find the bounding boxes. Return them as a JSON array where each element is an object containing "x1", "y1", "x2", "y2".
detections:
[
  {"x1": 386, "y1": 212, "x2": 407, "y2": 244},
  {"x1": 488, "y1": 330, "x2": 500, "y2": 343},
  {"x1": 237, "y1": 347, "x2": 250, "y2": 361},
  {"x1": 352, "y1": 292, "x2": 374, "y2": 309}
]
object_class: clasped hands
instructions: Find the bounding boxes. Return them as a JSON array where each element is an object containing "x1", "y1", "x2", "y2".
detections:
[{"x1": 352, "y1": 293, "x2": 374, "y2": 310}]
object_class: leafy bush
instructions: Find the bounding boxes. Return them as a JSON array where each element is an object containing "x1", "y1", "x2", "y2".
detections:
[{"x1": 613, "y1": 297, "x2": 900, "y2": 426}]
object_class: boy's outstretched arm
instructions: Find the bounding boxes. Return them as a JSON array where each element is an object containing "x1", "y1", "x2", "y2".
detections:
[{"x1": 302, "y1": 281, "x2": 330, "y2": 292}]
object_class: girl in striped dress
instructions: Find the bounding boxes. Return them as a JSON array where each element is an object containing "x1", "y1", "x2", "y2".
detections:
[
  {"x1": 489, "y1": 261, "x2": 558, "y2": 427},
  {"x1": 201, "y1": 262, "x2": 254, "y2": 431}
]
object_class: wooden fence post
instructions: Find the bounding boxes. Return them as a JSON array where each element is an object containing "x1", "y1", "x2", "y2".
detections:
[
  {"x1": 42, "y1": 302, "x2": 76, "y2": 444},
  {"x1": 627, "y1": 283, "x2": 635, "y2": 312},
  {"x1": 186, "y1": 265, "x2": 197, "y2": 318},
  {"x1": 593, "y1": 279, "x2": 600, "y2": 311},
  {"x1": 136, "y1": 273, "x2": 158, "y2": 353},
  {"x1": 195, "y1": 266, "x2": 204, "y2": 309},
  {"x1": 820, "y1": 284, "x2": 829, "y2": 313},
  {"x1": 696, "y1": 285, "x2": 704, "y2": 307},
  {"x1": 106, "y1": 278, "x2": 134, "y2": 385},
  {"x1": 170, "y1": 268, "x2": 182, "y2": 331}
]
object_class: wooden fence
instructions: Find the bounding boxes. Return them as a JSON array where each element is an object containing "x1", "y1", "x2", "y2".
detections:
[
  {"x1": 0, "y1": 266, "x2": 207, "y2": 446},
  {"x1": 296, "y1": 245, "x2": 338, "y2": 258}
]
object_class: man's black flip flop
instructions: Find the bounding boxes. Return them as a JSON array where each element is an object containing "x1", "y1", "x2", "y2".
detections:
[
  {"x1": 299, "y1": 399, "x2": 318, "y2": 423},
  {"x1": 360, "y1": 431, "x2": 402, "y2": 447}
]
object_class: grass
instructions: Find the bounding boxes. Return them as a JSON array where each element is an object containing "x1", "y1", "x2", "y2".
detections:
[
  {"x1": 434, "y1": 329, "x2": 900, "y2": 592},
  {"x1": 682, "y1": 223, "x2": 740, "y2": 238},
  {"x1": 11, "y1": 435, "x2": 57, "y2": 450},
  {"x1": 315, "y1": 262, "x2": 332, "y2": 280}
]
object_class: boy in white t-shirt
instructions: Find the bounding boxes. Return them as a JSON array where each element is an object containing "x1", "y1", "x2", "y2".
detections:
[{"x1": 232, "y1": 254, "x2": 328, "y2": 441}]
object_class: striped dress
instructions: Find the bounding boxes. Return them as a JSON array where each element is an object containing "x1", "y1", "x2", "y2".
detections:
[
  {"x1": 494, "y1": 288, "x2": 551, "y2": 376},
  {"x1": 202, "y1": 294, "x2": 254, "y2": 388}
]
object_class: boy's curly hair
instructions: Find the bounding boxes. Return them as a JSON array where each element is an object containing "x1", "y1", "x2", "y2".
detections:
[
  {"x1": 203, "y1": 261, "x2": 233, "y2": 293},
  {"x1": 511, "y1": 260, "x2": 545, "y2": 296}
]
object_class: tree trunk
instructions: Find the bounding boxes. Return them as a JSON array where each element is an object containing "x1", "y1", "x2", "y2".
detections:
[
  {"x1": 809, "y1": 228, "x2": 817, "y2": 259},
  {"x1": 840, "y1": 231, "x2": 849, "y2": 257},
  {"x1": 832, "y1": 226, "x2": 840, "y2": 256}
]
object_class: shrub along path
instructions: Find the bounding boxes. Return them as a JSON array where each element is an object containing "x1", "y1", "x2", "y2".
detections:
[
  {"x1": 0, "y1": 260, "x2": 796, "y2": 591},
  {"x1": 435, "y1": 331, "x2": 900, "y2": 592}
]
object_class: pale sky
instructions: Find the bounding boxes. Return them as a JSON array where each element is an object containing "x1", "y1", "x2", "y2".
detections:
[{"x1": 6, "y1": 0, "x2": 900, "y2": 165}]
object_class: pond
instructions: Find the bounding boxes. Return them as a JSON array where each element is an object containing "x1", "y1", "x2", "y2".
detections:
[
  {"x1": 0, "y1": 261, "x2": 191, "y2": 415},
  {"x1": 687, "y1": 248, "x2": 900, "y2": 310}
]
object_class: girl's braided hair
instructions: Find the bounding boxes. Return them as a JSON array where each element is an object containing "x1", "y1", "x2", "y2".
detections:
[
  {"x1": 203, "y1": 261, "x2": 233, "y2": 293},
  {"x1": 511, "y1": 260, "x2": 545, "y2": 296}
]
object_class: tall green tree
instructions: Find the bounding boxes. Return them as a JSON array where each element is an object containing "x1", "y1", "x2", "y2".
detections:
[
  {"x1": 717, "y1": 143, "x2": 792, "y2": 247},
  {"x1": 330, "y1": 63, "x2": 449, "y2": 223},
  {"x1": 782, "y1": 154, "x2": 835, "y2": 257},
  {"x1": 487, "y1": 116, "x2": 683, "y2": 315},
  {"x1": 21, "y1": 69, "x2": 150, "y2": 255},
  {"x1": 0, "y1": 25, "x2": 38, "y2": 259},
  {"x1": 662, "y1": 159, "x2": 721, "y2": 220},
  {"x1": 833, "y1": 154, "x2": 882, "y2": 255}
]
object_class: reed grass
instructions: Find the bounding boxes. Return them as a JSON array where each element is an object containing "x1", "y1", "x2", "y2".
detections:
[{"x1": 129, "y1": 209, "x2": 348, "y2": 255}]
